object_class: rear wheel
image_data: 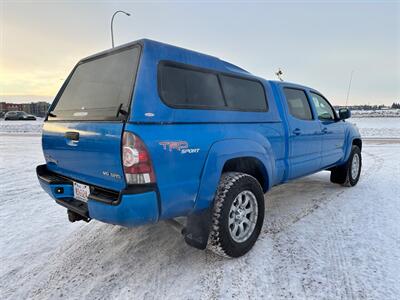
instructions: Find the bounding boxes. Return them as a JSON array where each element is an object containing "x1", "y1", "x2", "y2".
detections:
[
  {"x1": 330, "y1": 145, "x2": 362, "y2": 187},
  {"x1": 208, "y1": 172, "x2": 264, "y2": 258}
]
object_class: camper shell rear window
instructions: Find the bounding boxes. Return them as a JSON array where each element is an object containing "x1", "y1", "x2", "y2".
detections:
[
  {"x1": 48, "y1": 45, "x2": 141, "y2": 121},
  {"x1": 158, "y1": 61, "x2": 268, "y2": 112}
]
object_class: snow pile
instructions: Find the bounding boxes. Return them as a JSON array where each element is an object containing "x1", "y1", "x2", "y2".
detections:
[
  {"x1": 351, "y1": 109, "x2": 400, "y2": 118},
  {"x1": 1, "y1": 135, "x2": 399, "y2": 299},
  {"x1": 0, "y1": 119, "x2": 44, "y2": 134}
]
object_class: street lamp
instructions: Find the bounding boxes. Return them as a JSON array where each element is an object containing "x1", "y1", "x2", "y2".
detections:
[{"x1": 111, "y1": 10, "x2": 131, "y2": 48}]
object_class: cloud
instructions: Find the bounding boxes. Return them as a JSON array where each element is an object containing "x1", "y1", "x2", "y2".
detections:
[{"x1": 0, "y1": 67, "x2": 66, "y2": 97}]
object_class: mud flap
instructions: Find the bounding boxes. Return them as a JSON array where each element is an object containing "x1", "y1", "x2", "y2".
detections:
[{"x1": 183, "y1": 208, "x2": 212, "y2": 250}]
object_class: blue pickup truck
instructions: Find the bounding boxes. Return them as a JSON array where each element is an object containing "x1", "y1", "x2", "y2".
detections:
[{"x1": 37, "y1": 39, "x2": 362, "y2": 257}]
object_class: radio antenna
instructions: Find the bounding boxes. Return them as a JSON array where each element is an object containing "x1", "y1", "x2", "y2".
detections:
[{"x1": 345, "y1": 70, "x2": 354, "y2": 107}]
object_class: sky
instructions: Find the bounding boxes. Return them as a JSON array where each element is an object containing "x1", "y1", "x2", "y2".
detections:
[{"x1": 0, "y1": 0, "x2": 399, "y2": 106}]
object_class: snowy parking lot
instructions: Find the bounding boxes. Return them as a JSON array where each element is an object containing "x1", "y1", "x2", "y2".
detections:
[{"x1": 0, "y1": 119, "x2": 399, "y2": 299}]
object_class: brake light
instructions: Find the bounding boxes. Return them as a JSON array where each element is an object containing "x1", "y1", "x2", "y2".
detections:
[{"x1": 122, "y1": 132, "x2": 155, "y2": 184}]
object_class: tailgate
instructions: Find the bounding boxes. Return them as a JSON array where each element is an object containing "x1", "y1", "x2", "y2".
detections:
[{"x1": 42, "y1": 122, "x2": 126, "y2": 191}]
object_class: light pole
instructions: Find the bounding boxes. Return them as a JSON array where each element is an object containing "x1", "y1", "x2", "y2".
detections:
[{"x1": 111, "y1": 10, "x2": 130, "y2": 48}]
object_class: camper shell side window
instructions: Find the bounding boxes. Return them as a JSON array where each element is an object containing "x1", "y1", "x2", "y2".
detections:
[{"x1": 158, "y1": 61, "x2": 268, "y2": 112}]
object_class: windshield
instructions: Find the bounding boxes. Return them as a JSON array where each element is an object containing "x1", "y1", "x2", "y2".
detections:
[{"x1": 49, "y1": 45, "x2": 140, "y2": 121}]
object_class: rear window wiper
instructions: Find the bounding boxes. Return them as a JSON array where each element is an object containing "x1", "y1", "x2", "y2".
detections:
[{"x1": 48, "y1": 111, "x2": 57, "y2": 117}]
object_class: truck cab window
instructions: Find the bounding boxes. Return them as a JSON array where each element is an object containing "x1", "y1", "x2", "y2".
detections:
[
  {"x1": 310, "y1": 93, "x2": 336, "y2": 121},
  {"x1": 283, "y1": 88, "x2": 313, "y2": 120}
]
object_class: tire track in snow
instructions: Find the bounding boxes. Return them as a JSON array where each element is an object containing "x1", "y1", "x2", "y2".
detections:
[
  {"x1": 199, "y1": 254, "x2": 224, "y2": 300},
  {"x1": 320, "y1": 147, "x2": 386, "y2": 299},
  {"x1": 323, "y1": 206, "x2": 357, "y2": 300}
]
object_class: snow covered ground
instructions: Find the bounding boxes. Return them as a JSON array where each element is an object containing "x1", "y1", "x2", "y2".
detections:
[
  {"x1": 350, "y1": 117, "x2": 400, "y2": 139},
  {"x1": 0, "y1": 119, "x2": 399, "y2": 299},
  {"x1": 0, "y1": 119, "x2": 44, "y2": 134}
]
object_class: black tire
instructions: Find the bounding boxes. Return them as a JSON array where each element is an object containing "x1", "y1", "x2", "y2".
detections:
[
  {"x1": 208, "y1": 172, "x2": 265, "y2": 258},
  {"x1": 330, "y1": 145, "x2": 362, "y2": 187}
]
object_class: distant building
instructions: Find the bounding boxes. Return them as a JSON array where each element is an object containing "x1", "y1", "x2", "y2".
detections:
[
  {"x1": 0, "y1": 101, "x2": 50, "y2": 117},
  {"x1": 0, "y1": 102, "x2": 23, "y2": 112},
  {"x1": 28, "y1": 102, "x2": 51, "y2": 117},
  {"x1": 21, "y1": 103, "x2": 32, "y2": 114}
]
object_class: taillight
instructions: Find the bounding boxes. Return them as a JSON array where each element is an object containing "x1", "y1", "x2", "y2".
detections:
[{"x1": 122, "y1": 132, "x2": 156, "y2": 184}]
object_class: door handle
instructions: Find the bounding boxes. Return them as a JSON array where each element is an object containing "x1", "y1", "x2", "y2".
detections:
[
  {"x1": 292, "y1": 128, "x2": 301, "y2": 136},
  {"x1": 65, "y1": 131, "x2": 80, "y2": 141},
  {"x1": 321, "y1": 127, "x2": 328, "y2": 134}
]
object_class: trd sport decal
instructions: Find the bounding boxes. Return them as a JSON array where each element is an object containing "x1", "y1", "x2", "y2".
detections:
[{"x1": 159, "y1": 141, "x2": 200, "y2": 154}]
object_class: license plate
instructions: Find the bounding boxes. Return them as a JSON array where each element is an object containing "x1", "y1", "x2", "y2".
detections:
[{"x1": 73, "y1": 182, "x2": 90, "y2": 202}]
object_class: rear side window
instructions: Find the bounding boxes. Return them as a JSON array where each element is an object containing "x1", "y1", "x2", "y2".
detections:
[
  {"x1": 159, "y1": 65, "x2": 225, "y2": 108},
  {"x1": 220, "y1": 75, "x2": 267, "y2": 111},
  {"x1": 283, "y1": 88, "x2": 313, "y2": 120},
  {"x1": 50, "y1": 46, "x2": 140, "y2": 121},
  {"x1": 158, "y1": 62, "x2": 268, "y2": 111}
]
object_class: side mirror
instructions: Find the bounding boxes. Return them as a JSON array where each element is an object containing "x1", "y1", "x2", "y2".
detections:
[{"x1": 339, "y1": 108, "x2": 351, "y2": 120}]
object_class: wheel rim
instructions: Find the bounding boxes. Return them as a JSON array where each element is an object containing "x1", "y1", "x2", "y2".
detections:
[
  {"x1": 228, "y1": 190, "x2": 258, "y2": 243},
  {"x1": 351, "y1": 153, "x2": 360, "y2": 180}
]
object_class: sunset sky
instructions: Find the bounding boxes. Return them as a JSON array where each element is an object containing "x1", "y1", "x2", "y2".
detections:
[{"x1": 1, "y1": 1, "x2": 399, "y2": 106}]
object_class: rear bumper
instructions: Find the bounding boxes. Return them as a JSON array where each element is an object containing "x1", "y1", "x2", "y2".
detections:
[{"x1": 36, "y1": 164, "x2": 159, "y2": 227}]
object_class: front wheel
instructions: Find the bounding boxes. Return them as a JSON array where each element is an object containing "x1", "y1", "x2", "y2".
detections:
[
  {"x1": 330, "y1": 145, "x2": 362, "y2": 187},
  {"x1": 208, "y1": 172, "x2": 265, "y2": 258}
]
